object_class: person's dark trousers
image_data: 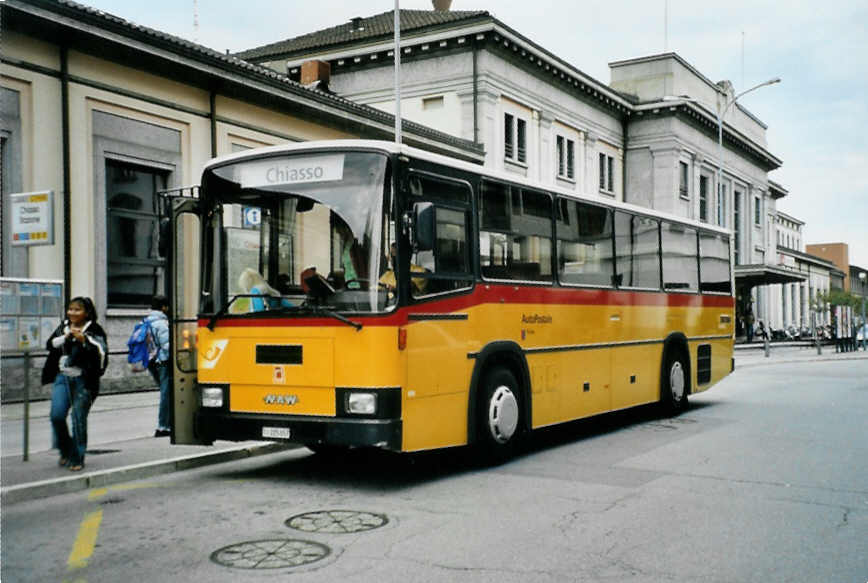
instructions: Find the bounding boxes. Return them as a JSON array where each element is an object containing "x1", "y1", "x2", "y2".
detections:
[
  {"x1": 50, "y1": 374, "x2": 91, "y2": 466},
  {"x1": 149, "y1": 361, "x2": 171, "y2": 432}
]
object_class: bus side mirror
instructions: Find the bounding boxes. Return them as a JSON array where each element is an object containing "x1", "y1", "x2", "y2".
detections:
[{"x1": 413, "y1": 202, "x2": 435, "y2": 251}]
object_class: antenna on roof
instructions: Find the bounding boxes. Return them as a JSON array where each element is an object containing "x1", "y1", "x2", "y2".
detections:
[
  {"x1": 193, "y1": 0, "x2": 199, "y2": 43},
  {"x1": 663, "y1": 0, "x2": 668, "y2": 51}
]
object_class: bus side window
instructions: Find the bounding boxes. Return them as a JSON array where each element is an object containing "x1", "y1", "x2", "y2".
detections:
[
  {"x1": 661, "y1": 221, "x2": 698, "y2": 292},
  {"x1": 699, "y1": 231, "x2": 731, "y2": 293},
  {"x1": 557, "y1": 199, "x2": 613, "y2": 287},
  {"x1": 479, "y1": 180, "x2": 552, "y2": 282},
  {"x1": 409, "y1": 174, "x2": 473, "y2": 298},
  {"x1": 614, "y1": 212, "x2": 661, "y2": 290}
]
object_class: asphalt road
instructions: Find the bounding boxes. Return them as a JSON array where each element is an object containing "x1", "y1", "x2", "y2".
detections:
[{"x1": 2, "y1": 359, "x2": 867, "y2": 582}]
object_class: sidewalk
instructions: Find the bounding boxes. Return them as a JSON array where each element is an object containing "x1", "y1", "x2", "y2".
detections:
[
  {"x1": 734, "y1": 341, "x2": 868, "y2": 368},
  {"x1": 1, "y1": 390, "x2": 291, "y2": 505},
  {"x1": 3, "y1": 346, "x2": 867, "y2": 505}
]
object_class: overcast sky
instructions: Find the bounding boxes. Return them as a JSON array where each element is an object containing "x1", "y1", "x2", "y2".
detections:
[{"x1": 81, "y1": 0, "x2": 868, "y2": 269}]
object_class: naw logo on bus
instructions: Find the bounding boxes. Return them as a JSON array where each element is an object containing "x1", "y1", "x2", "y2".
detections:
[{"x1": 263, "y1": 394, "x2": 299, "y2": 406}]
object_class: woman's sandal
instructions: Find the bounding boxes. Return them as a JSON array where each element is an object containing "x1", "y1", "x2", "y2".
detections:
[
  {"x1": 68, "y1": 464, "x2": 84, "y2": 472},
  {"x1": 58, "y1": 457, "x2": 69, "y2": 467}
]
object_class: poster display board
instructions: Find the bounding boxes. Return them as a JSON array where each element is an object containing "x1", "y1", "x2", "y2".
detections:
[{"x1": 0, "y1": 278, "x2": 64, "y2": 350}]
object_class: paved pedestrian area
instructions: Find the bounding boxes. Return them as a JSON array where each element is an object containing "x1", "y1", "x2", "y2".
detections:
[{"x1": 2, "y1": 345, "x2": 865, "y2": 504}]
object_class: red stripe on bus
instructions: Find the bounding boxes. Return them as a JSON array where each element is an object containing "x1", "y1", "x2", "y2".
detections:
[{"x1": 200, "y1": 285, "x2": 733, "y2": 328}]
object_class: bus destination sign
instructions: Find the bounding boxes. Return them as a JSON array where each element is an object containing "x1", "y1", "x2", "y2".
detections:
[{"x1": 238, "y1": 154, "x2": 344, "y2": 188}]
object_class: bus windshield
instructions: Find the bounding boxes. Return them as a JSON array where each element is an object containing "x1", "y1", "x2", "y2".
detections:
[{"x1": 200, "y1": 151, "x2": 395, "y2": 315}]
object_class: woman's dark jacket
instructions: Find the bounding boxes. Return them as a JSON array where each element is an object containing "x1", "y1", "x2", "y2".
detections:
[{"x1": 41, "y1": 320, "x2": 109, "y2": 401}]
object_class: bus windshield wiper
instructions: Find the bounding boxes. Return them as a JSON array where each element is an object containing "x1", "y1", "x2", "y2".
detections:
[
  {"x1": 298, "y1": 303, "x2": 363, "y2": 331},
  {"x1": 207, "y1": 295, "x2": 241, "y2": 331}
]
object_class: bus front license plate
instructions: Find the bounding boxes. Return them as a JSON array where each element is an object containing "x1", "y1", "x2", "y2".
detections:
[{"x1": 262, "y1": 426, "x2": 290, "y2": 439}]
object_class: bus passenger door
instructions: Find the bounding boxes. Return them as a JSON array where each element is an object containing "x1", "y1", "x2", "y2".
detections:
[
  {"x1": 168, "y1": 194, "x2": 206, "y2": 444},
  {"x1": 402, "y1": 172, "x2": 475, "y2": 450}
]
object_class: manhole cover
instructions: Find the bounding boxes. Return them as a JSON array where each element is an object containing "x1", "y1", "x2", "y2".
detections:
[
  {"x1": 210, "y1": 539, "x2": 329, "y2": 569},
  {"x1": 286, "y1": 510, "x2": 388, "y2": 534}
]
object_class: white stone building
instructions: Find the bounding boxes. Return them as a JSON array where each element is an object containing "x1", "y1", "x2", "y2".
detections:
[
  {"x1": 0, "y1": 0, "x2": 480, "y2": 400},
  {"x1": 767, "y1": 210, "x2": 838, "y2": 333},
  {"x1": 238, "y1": 9, "x2": 797, "y2": 330}
]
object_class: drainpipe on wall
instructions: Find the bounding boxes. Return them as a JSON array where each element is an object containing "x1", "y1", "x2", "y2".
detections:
[
  {"x1": 61, "y1": 46, "x2": 71, "y2": 305},
  {"x1": 210, "y1": 90, "x2": 218, "y2": 158},
  {"x1": 621, "y1": 115, "x2": 629, "y2": 203},
  {"x1": 472, "y1": 39, "x2": 479, "y2": 143}
]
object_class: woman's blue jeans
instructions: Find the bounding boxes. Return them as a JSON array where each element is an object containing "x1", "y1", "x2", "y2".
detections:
[{"x1": 50, "y1": 374, "x2": 91, "y2": 465}]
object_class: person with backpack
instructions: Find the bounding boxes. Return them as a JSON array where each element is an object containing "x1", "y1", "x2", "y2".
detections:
[
  {"x1": 145, "y1": 295, "x2": 171, "y2": 437},
  {"x1": 42, "y1": 296, "x2": 108, "y2": 472}
]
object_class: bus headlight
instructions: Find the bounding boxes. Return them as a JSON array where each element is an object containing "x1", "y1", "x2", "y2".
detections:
[
  {"x1": 347, "y1": 392, "x2": 377, "y2": 415},
  {"x1": 201, "y1": 386, "x2": 224, "y2": 408}
]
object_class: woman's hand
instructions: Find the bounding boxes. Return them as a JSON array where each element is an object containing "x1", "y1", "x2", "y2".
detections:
[{"x1": 69, "y1": 329, "x2": 85, "y2": 343}]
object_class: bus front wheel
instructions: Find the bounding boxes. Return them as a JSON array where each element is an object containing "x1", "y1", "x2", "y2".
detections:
[
  {"x1": 661, "y1": 349, "x2": 689, "y2": 415},
  {"x1": 476, "y1": 367, "x2": 522, "y2": 463}
]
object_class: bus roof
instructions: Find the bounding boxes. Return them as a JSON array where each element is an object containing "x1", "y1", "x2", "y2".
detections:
[{"x1": 203, "y1": 139, "x2": 731, "y2": 236}]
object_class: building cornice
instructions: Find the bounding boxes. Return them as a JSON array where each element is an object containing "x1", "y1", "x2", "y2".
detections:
[
  {"x1": 275, "y1": 16, "x2": 634, "y2": 117},
  {"x1": 2, "y1": 0, "x2": 484, "y2": 163},
  {"x1": 633, "y1": 101, "x2": 782, "y2": 171},
  {"x1": 609, "y1": 53, "x2": 768, "y2": 129}
]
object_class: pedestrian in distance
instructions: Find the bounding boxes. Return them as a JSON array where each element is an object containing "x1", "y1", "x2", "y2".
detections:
[
  {"x1": 745, "y1": 308, "x2": 755, "y2": 343},
  {"x1": 757, "y1": 320, "x2": 769, "y2": 341},
  {"x1": 42, "y1": 296, "x2": 108, "y2": 472},
  {"x1": 146, "y1": 295, "x2": 172, "y2": 437}
]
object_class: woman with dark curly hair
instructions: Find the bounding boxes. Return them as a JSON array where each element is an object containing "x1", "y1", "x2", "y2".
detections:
[{"x1": 42, "y1": 296, "x2": 108, "y2": 471}]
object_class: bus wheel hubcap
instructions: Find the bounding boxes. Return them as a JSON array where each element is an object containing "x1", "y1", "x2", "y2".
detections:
[
  {"x1": 670, "y1": 361, "x2": 685, "y2": 402},
  {"x1": 488, "y1": 385, "x2": 519, "y2": 444}
]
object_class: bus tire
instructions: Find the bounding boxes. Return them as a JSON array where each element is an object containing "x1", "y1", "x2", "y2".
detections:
[
  {"x1": 661, "y1": 347, "x2": 689, "y2": 416},
  {"x1": 476, "y1": 366, "x2": 522, "y2": 463}
]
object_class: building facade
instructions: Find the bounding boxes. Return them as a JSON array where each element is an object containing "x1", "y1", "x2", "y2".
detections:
[
  {"x1": 0, "y1": 0, "x2": 481, "y2": 401},
  {"x1": 238, "y1": 10, "x2": 792, "y2": 333},
  {"x1": 766, "y1": 210, "x2": 838, "y2": 333}
]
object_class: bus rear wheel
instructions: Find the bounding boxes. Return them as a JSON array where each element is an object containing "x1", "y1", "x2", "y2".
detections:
[
  {"x1": 476, "y1": 367, "x2": 522, "y2": 463},
  {"x1": 661, "y1": 349, "x2": 689, "y2": 415}
]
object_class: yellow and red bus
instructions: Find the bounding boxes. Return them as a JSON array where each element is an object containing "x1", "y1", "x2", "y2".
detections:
[{"x1": 170, "y1": 140, "x2": 733, "y2": 460}]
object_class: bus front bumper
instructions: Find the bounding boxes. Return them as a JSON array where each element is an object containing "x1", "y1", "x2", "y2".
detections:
[{"x1": 195, "y1": 410, "x2": 402, "y2": 451}]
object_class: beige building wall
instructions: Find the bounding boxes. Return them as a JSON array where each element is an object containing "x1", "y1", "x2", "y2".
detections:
[{"x1": 2, "y1": 34, "x2": 357, "y2": 306}]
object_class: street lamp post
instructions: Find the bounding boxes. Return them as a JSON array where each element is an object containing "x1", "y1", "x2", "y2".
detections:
[
  {"x1": 860, "y1": 271, "x2": 866, "y2": 351},
  {"x1": 665, "y1": 78, "x2": 781, "y2": 206},
  {"x1": 711, "y1": 79, "x2": 781, "y2": 231},
  {"x1": 663, "y1": 78, "x2": 780, "y2": 355}
]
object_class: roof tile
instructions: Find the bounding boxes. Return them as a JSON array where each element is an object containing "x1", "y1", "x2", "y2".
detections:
[{"x1": 235, "y1": 9, "x2": 489, "y2": 61}]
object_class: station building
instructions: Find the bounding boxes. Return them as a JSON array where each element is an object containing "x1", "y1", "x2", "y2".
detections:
[
  {"x1": 237, "y1": 7, "x2": 799, "y2": 335},
  {"x1": 0, "y1": 0, "x2": 481, "y2": 400}
]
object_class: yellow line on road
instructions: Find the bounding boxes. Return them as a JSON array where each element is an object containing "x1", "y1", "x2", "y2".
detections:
[
  {"x1": 67, "y1": 509, "x2": 103, "y2": 570},
  {"x1": 88, "y1": 483, "x2": 159, "y2": 501}
]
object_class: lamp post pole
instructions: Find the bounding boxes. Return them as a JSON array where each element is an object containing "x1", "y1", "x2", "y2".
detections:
[
  {"x1": 860, "y1": 271, "x2": 866, "y2": 351},
  {"x1": 713, "y1": 78, "x2": 781, "y2": 231},
  {"x1": 664, "y1": 78, "x2": 780, "y2": 353}
]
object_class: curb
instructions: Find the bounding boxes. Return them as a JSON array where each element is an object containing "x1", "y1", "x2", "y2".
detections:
[
  {"x1": 1, "y1": 442, "x2": 294, "y2": 505},
  {"x1": 735, "y1": 353, "x2": 868, "y2": 369}
]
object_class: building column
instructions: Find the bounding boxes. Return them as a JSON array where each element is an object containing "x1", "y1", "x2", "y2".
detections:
[
  {"x1": 584, "y1": 131, "x2": 598, "y2": 196},
  {"x1": 537, "y1": 110, "x2": 554, "y2": 186}
]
